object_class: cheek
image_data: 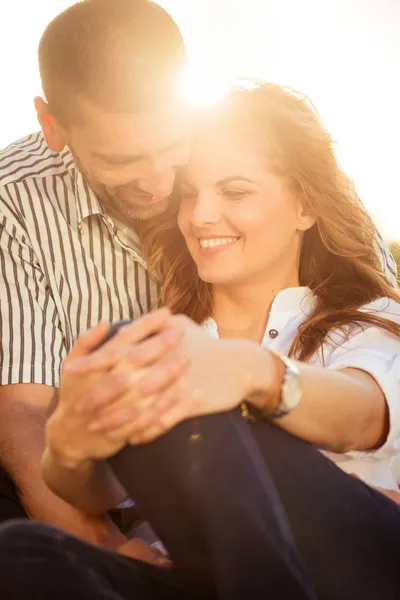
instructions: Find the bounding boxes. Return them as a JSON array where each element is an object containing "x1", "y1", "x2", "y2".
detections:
[
  {"x1": 91, "y1": 164, "x2": 144, "y2": 188},
  {"x1": 241, "y1": 200, "x2": 299, "y2": 252},
  {"x1": 177, "y1": 203, "x2": 193, "y2": 237}
]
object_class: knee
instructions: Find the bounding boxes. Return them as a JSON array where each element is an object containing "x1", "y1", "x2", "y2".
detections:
[
  {"x1": 0, "y1": 519, "x2": 61, "y2": 559},
  {"x1": 0, "y1": 519, "x2": 36, "y2": 545},
  {"x1": 0, "y1": 520, "x2": 65, "y2": 598}
]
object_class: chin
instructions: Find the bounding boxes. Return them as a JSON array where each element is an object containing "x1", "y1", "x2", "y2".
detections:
[
  {"x1": 121, "y1": 198, "x2": 170, "y2": 222},
  {"x1": 196, "y1": 265, "x2": 237, "y2": 285}
]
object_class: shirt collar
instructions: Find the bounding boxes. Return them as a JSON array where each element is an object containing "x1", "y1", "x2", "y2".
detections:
[
  {"x1": 73, "y1": 168, "x2": 104, "y2": 225},
  {"x1": 268, "y1": 286, "x2": 315, "y2": 320},
  {"x1": 203, "y1": 286, "x2": 316, "y2": 338},
  {"x1": 60, "y1": 146, "x2": 104, "y2": 225}
]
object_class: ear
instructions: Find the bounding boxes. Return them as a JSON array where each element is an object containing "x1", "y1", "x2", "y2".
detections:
[
  {"x1": 296, "y1": 199, "x2": 317, "y2": 232},
  {"x1": 34, "y1": 97, "x2": 67, "y2": 153}
]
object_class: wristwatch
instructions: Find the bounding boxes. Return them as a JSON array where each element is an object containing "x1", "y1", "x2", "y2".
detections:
[
  {"x1": 242, "y1": 351, "x2": 302, "y2": 421},
  {"x1": 269, "y1": 352, "x2": 302, "y2": 418}
]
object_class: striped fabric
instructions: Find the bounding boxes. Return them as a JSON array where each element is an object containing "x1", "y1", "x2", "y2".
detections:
[
  {"x1": 0, "y1": 132, "x2": 158, "y2": 387},
  {"x1": 0, "y1": 132, "x2": 397, "y2": 388}
]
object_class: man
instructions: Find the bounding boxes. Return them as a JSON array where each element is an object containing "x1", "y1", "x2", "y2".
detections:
[
  {"x1": 0, "y1": 0, "x2": 188, "y2": 546},
  {"x1": 0, "y1": 0, "x2": 397, "y2": 549}
]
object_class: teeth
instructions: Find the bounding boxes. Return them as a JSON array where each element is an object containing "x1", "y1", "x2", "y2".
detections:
[{"x1": 199, "y1": 237, "x2": 238, "y2": 249}]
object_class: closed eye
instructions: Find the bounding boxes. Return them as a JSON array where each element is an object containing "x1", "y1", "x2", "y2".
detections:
[
  {"x1": 221, "y1": 188, "x2": 250, "y2": 200},
  {"x1": 179, "y1": 185, "x2": 198, "y2": 201}
]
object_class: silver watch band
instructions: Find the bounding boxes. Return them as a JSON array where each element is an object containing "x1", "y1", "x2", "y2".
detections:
[{"x1": 269, "y1": 351, "x2": 302, "y2": 419}]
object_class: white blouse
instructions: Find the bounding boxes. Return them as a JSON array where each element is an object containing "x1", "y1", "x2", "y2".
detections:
[{"x1": 203, "y1": 287, "x2": 400, "y2": 491}]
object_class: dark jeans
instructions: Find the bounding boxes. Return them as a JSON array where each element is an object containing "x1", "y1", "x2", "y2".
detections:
[{"x1": 0, "y1": 414, "x2": 400, "y2": 599}]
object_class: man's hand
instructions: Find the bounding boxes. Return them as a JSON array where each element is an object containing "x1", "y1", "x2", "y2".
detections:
[
  {"x1": 69, "y1": 313, "x2": 268, "y2": 444},
  {"x1": 49, "y1": 313, "x2": 184, "y2": 465}
]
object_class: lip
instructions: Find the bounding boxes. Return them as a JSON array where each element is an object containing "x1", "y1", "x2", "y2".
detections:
[
  {"x1": 130, "y1": 194, "x2": 163, "y2": 206},
  {"x1": 196, "y1": 236, "x2": 241, "y2": 255}
]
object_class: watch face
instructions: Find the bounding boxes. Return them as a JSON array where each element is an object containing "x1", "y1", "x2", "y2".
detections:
[{"x1": 282, "y1": 364, "x2": 302, "y2": 411}]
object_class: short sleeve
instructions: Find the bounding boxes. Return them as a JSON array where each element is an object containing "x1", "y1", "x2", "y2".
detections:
[
  {"x1": 326, "y1": 316, "x2": 400, "y2": 460},
  {"x1": 0, "y1": 211, "x2": 67, "y2": 387}
]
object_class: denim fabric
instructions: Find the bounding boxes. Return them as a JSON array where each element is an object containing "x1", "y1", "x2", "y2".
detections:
[{"x1": 0, "y1": 520, "x2": 201, "y2": 599}]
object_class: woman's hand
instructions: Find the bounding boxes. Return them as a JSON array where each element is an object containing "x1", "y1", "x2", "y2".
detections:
[
  {"x1": 47, "y1": 310, "x2": 187, "y2": 466},
  {"x1": 118, "y1": 538, "x2": 172, "y2": 568},
  {"x1": 71, "y1": 314, "x2": 271, "y2": 445}
]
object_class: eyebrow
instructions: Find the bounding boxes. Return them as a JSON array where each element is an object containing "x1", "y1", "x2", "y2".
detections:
[
  {"x1": 216, "y1": 176, "x2": 256, "y2": 186},
  {"x1": 93, "y1": 138, "x2": 186, "y2": 163},
  {"x1": 179, "y1": 175, "x2": 257, "y2": 188}
]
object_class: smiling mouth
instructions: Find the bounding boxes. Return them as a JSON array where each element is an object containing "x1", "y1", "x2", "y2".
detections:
[
  {"x1": 198, "y1": 237, "x2": 240, "y2": 249},
  {"x1": 130, "y1": 184, "x2": 155, "y2": 198}
]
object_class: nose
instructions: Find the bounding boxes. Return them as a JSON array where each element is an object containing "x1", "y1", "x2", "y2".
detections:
[
  {"x1": 191, "y1": 190, "x2": 221, "y2": 227},
  {"x1": 138, "y1": 168, "x2": 176, "y2": 198}
]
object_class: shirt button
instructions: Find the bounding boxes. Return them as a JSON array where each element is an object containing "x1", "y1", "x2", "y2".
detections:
[{"x1": 268, "y1": 329, "x2": 279, "y2": 339}]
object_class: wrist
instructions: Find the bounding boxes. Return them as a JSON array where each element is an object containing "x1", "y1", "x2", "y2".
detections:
[
  {"x1": 46, "y1": 412, "x2": 91, "y2": 470},
  {"x1": 245, "y1": 345, "x2": 279, "y2": 409},
  {"x1": 232, "y1": 341, "x2": 277, "y2": 404},
  {"x1": 237, "y1": 344, "x2": 285, "y2": 419},
  {"x1": 246, "y1": 349, "x2": 303, "y2": 419},
  {"x1": 42, "y1": 444, "x2": 91, "y2": 473}
]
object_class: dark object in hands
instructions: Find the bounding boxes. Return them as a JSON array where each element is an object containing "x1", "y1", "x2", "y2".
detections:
[{"x1": 93, "y1": 320, "x2": 134, "y2": 350}]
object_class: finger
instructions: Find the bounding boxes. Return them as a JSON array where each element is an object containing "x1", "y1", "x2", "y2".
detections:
[
  {"x1": 88, "y1": 406, "x2": 134, "y2": 433},
  {"x1": 86, "y1": 355, "x2": 187, "y2": 434},
  {"x1": 134, "y1": 356, "x2": 189, "y2": 396},
  {"x1": 103, "y1": 395, "x2": 180, "y2": 445},
  {"x1": 125, "y1": 387, "x2": 178, "y2": 438},
  {"x1": 118, "y1": 539, "x2": 172, "y2": 567},
  {"x1": 102, "y1": 414, "x2": 152, "y2": 441},
  {"x1": 130, "y1": 409, "x2": 187, "y2": 444},
  {"x1": 76, "y1": 371, "x2": 145, "y2": 413},
  {"x1": 113, "y1": 309, "x2": 172, "y2": 345},
  {"x1": 64, "y1": 322, "x2": 110, "y2": 362},
  {"x1": 88, "y1": 394, "x2": 153, "y2": 432},
  {"x1": 64, "y1": 309, "x2": 173, "y2": 374},
  {"x1": 87, "y1": 384, "x2": 176, "y2": 437},
  {"x1": 123, "y1": 328, "x2": 184, "y2": 368},
  {"x1": 130, "y1": 391, "x2": 203, "y2": 445},
  {"x1": 81, "y1": 352, "x2": 187, "y2": 415},
  {"x1": 64, "y1": 344, "x2": 134, "y2": 375}
]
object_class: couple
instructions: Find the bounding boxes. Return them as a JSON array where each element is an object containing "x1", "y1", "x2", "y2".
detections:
[
  {"x1": 0, "y1": 0, "x2": 400, "y2": 599},
  {"x1": 3, "y1": 81, "x2": 400, "y2": 598}
]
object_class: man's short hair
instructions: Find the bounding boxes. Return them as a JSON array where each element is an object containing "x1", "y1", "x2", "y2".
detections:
[{"x1": 38, "y1": 0, "x2": 186, "y2": 125}]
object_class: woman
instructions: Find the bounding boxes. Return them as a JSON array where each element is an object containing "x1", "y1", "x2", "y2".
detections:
[{"x1": 1, "y1": 83, "x2": 400, "y2": 599}]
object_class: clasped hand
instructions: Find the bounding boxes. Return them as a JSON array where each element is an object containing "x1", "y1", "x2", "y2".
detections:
[{"x1": 48, "y1": 309, "x2": 265, "y2": 464}]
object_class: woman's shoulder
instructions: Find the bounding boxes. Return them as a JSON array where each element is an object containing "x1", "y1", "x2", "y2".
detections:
[
  {"x1": 318, "y1": 296, "x2": 400, "y2": 358},
  {"x1": 358, "y1": 296, "x2": 400, "y2": 322}
]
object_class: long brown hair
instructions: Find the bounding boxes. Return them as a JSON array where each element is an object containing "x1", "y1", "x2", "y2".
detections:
[{"x1": 141, "y1": 82, "x2": 400, "y2": 361}]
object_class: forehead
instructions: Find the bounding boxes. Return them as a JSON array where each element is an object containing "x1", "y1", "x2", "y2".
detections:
[
  {"x1": 69, "y1": 97, "x2": 190, "y2": 156},
  {"x1": 186, "y1": 125, "x2": 265, "y2": 185}
]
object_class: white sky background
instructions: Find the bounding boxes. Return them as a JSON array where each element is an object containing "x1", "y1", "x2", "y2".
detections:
[{"x1": 0, "y1": 0, "x2": 399, "y2": 240}]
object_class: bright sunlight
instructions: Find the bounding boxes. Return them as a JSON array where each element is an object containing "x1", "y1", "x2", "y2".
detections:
[{"x1": 1, "y1": 0, "x2": 399, "y2": 239}]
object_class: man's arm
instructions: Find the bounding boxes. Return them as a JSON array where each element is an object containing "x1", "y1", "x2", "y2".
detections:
[
  {"x1": 0, "y1": 202, "x2": 126, "y2": 544},
  {"x1": 0, "y1": 383, "x2": 126, "y2": 547}
]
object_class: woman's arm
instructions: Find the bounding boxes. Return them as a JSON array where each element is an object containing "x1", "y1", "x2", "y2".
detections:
[
  {"x1": 69, "y1": 314, "x2": 399, "y2": 458},
  {"x1": 248, "y1": 354, "x2": 389, "y2": 453}
]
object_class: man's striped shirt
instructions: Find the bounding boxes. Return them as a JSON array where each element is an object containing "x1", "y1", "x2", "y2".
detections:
[
  {"x1": 0, "y1": 132, "x2": 158, "y2": 387},
  {"x1": 0, "y1": 132, "x2": 397, "y2": 388}
]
